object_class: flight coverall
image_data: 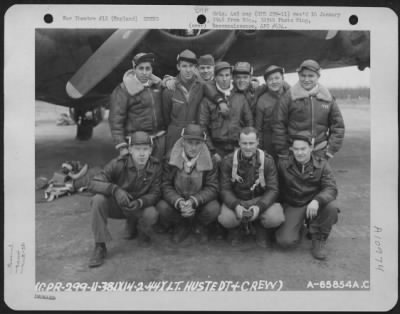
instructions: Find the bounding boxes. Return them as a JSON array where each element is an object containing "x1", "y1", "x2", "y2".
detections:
[{"x1": 218, "y1": 149, "x2": 284, "y2": 229}]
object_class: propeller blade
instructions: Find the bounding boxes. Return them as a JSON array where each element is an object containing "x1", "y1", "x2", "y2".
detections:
[
  {"x1": 66, "y1": 29, "x2": 149, "y2": 99},
  {"x1": 293, "y1": 30, "x2": 338, "y2": 40},
  {"x1": 325, "y1": 30, "x2": 338, "y2": 40}
]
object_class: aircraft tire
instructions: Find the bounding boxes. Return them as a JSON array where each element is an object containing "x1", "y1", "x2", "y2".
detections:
[{"x1": 76, "y1": 122, "x2": 93, "y2": 141}]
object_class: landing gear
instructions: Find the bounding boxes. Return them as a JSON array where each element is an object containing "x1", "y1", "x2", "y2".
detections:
[{"x1": 70, "y1": 107, "x2": 104, "y2": 140}]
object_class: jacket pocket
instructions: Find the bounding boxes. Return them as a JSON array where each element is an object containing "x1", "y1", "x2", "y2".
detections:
[
  {"x1": 171, "y1": 97, "x2": 186, "y2": 118},
  {"x1": 263, "y1": 105, "x2": 275, "y2": 121},
  {"x1": 210, "y1": 107, "x2": 223, "y2": 129},
  {"x1": 291, "y1": 100, "x2": 308, "y2": 121}
]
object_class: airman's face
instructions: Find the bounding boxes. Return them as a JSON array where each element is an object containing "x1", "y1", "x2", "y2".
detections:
[
  {"x1": 298, "y1": 69, "x2": 319, "y2": 91},
  {"x1": 215, "y1": 68, "x2": 232, "y2": 90},
  {"x1": 129, "y1": 144, "x2": 152, "y2": 166},
  {"x1": 234, "y1": 74, "x2": 251, "y2": 91},
  {"x1": 134, "y1": 62, "x2": 153, "y2": 83},
  {"x1": 290, "y1": 140, "x2": 312, "y2": 164},
  {"x1": 239, "y1": 132, "x2": 259, "y2": 158},
  {"x1": 266, "y1": 72, "x2": 284, "y2": 92},
  {"x1": 199, "y1": 65, "x2": 214, "y2": 81},
  {"x1": 183, "y1": 139, "x2": 203, "y2": 158},
  {"x1": 177, "y1": 61, "x2": 196, "y2": 80}
]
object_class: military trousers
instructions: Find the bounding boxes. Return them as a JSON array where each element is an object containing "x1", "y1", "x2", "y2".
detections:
[
  {"x1": 156, "y1": 199, "x2": 220, "y2": 228},
  {"x1": 91, "y1": 194, "x2": 158, "y2": 243},
  {"x1": 218, "y1": 202, "x2": 285, "y2": 229},
  {"x1": 275, "y1": 200, "x2": 339, "y2": 248}
]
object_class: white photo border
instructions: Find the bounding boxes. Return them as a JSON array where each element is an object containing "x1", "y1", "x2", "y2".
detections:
[{"x1": 4, "y1": 4, "x2": 398, "y2": 311}]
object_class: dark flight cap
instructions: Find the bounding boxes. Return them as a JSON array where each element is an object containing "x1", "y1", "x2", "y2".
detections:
[
  {"x1": 214, "y1": 61, "x2": 232, "y2": 75},
  {"x1": 198, "y1": 54, "x2": 215, "y2": 66},
  {"x1": 133, "y1": 52, "x2": 155, "y2": 66},
  {"x1": 264, "y1": 65, "x2": 285, "y2": 80},
  {"x1": 177, "y1": 49, "x2": 198, "y2": 64},
  {"x1": 181, "y1": 124, "x2": 206, "y2": 141},
  {"x1": 128, "y1": 131, "x2": 152, "y2": 146},
  {"x1": 290, "y1": 133, "x2": 313, "y2": 146},
  {"x1": 296, "y1": 59, "x2": 321, "y2": 74},
  {"x1": 233, "y1": 62, "x2": 253, "y2": 75}
]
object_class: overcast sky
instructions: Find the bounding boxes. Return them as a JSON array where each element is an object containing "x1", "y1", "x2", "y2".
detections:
[{"x1": 260, "y1": 66, "x2": 370, "y2": 88}]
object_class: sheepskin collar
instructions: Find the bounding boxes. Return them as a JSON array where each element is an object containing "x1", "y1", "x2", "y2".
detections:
[
  {"x1": 290, "y1": 82, "x2": 332, "y2": 102},
  {"x1": 122, "y1": 69, "x2": 161, "y2": 96},
  {"x1": 168, "y1": 138, "x2": 213, "y2": 172}
]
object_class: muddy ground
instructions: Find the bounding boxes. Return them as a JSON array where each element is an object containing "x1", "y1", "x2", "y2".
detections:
[{"x1": 35, "y1": 101, "x2": 370, "y2": 291}]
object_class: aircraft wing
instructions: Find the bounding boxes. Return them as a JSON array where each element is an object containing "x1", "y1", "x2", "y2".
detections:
[{"x1": 35, "y1": 29, "x2": 370, "y2": 108}]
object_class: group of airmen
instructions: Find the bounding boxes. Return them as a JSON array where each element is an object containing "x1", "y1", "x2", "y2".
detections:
[{"x1": 85, "y1": 49, "x2": 345, "y2": 268}]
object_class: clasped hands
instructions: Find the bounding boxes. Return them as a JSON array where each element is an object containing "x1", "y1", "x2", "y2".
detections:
[
  {"x1": 178, "y1": 199, "x2": 195, "y2": 218},
  {"x1": 113, "y1": 187, "x2": 140, "y2": 216},
  {"x1": 235, "y1": 204, "x2": 260, "y2": 222}
]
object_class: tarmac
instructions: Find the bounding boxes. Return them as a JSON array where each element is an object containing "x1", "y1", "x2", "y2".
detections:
[{"x1": 35, "y1": 101, "x2": 370, "y2": 291}]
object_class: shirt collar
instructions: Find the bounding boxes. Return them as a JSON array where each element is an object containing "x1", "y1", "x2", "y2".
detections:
[{"x1": 216, "y1": 82, "x2": 234, "y2": 97}]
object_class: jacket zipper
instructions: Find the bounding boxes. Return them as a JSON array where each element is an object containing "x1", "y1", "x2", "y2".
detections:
[
  {"x1": 176, "y1": 82, "x2": 189, "y2": 122},
  {"x1": 310, "y1": 96, "x2": 315, "y2": 147},
  {"x1": 148, "y1": 88, "x2": 158, "y2": 131},
  {"x1": 226, "y1": 93, "x2": 232, "y2": 138}
]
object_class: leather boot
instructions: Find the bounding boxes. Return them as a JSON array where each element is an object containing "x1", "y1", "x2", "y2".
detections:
[
  {"x1": 154, "y1": 222, "x2": 170, "y2": 234},
  {"x1": 137, "y1": 231, "x2": 152, "y2": 248},
  {"x1": 88, "y1": 243, "x2": 107, "y2": 268},
  {"x1": 172, "y1": 223, "x2": 191, "y2": 244},
  {"x1": 123, "y1": 218, "x2": 138, "y2": 240},
  {"x1": 214, "y1": 222, "x2": 226, "y2": 240},
  {"x1": 311, "y1": 234, "x2": 328, "y2": 260},
  {"x1": 227, "y1": 227, "x2": 242, "y2": 246},
  {"x1": 255, "y1": 222, "x2": 270, "y2": 248},
  {"x1": 194, "y1": 224, "x2": 209, "y2": 244}
]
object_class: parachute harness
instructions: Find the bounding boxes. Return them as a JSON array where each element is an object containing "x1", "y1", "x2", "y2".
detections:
[{"x1": 231, "y1": 148, "x2": 266, "y2": 190}]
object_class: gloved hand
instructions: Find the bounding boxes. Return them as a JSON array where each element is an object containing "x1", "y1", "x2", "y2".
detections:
[
  {"x1": 213, "y1": 153, "x2": 222, "y2": 163},
  {"x1": 119, "y1": 147, "x2": 129, "y2": 157},
  {"x1": 127, "y1": 199, "x2": 141, "y2": 210},
  {"x1": 163, "y1": 76, "x2": 176, "y2": 90},
  {"x1": 113, "y1": 187, "x2": 132, "y2": 208},
  {"x1": 242, "y1": 207, "x2": 253, "y2": 221},
  {"x1": 235, "y1": 204, "x2": 247, "y2": 220},
  {"x1": 121, "y1": 200, "x2": 140, "y2": 217},
  {"x1": 248, "y1": 205, "x2": 260, "y2": 222},
  {"x1": 218, "y1": 102, "x2": 230, "y2": 118},
  {"x1": 179, "y1": 199, "x2": 195, "y2": 218}
]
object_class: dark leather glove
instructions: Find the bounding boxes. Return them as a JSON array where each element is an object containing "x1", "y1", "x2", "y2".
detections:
[
  {"x1": 119, "y1": 147, "x2": 129, "y2": 157},
  {"x1": 127, "y1": 200, "x2": 140, "y2": 211},
  {"x1": 113, "y1": 187, "x2": 132, "y2": 208},
  {"x1": 121, "y1": 200, "x2": 141, "y2": 217},
  {"x1": 219, "y1": 102, "x2": 230, "y2": 119}
]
